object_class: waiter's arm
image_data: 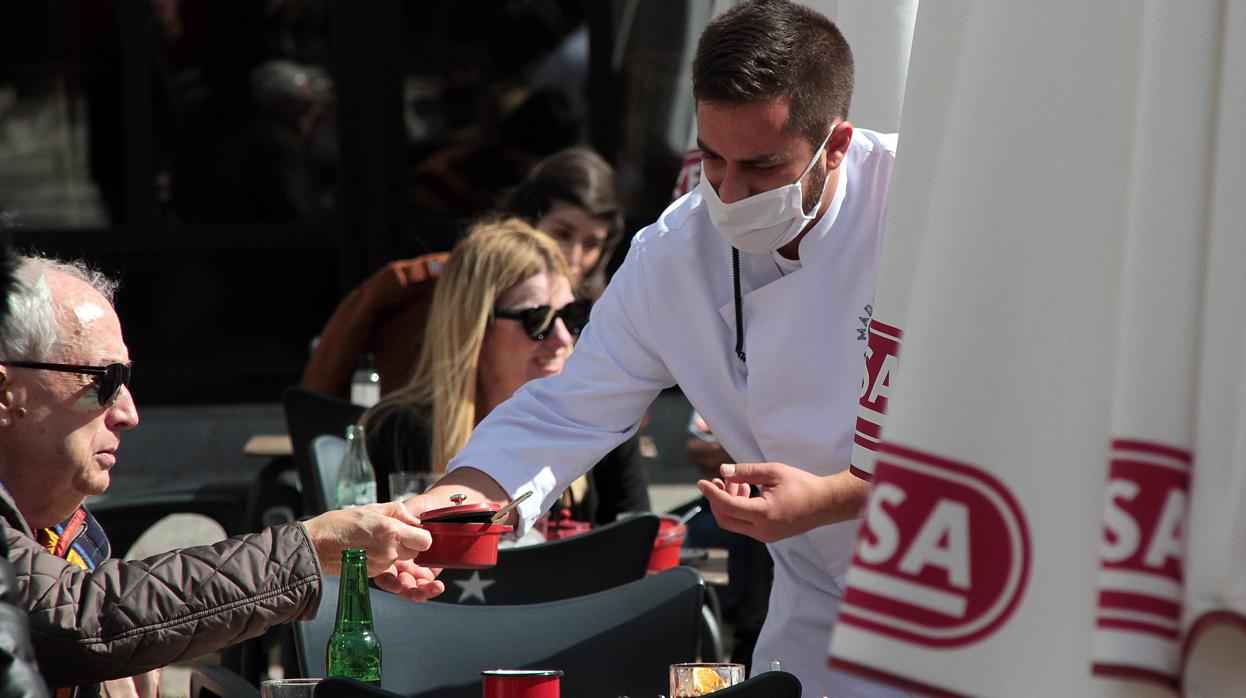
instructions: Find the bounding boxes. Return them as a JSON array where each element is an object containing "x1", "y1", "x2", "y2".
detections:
[{"x1": 697, "y1": 462, "x2": 869, "y2": 543}]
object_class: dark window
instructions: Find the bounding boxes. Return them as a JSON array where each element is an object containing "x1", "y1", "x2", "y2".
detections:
[{"x1": 0, "y1": 0, "x2": 701, "y2": 404}]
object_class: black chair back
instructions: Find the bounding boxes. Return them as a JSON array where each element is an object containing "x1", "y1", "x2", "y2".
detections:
[
  {"x1": 89, "y1": 482, "x2": 251, "y2": 559},
  {"x1": 282, "y1": 385, "x2": 365, "y2": 514},
  {"x1": 309, "y1": 434, "x2": 347, "y2": 515},
  {"x1": 297, "y1": 567, "x2": 704, "y2": 698},
  {"x1": 434, "y1": 513, "x2": 660, "y2": 605},
  {"x1": 188, "y1": 665, "x2": 261, "y2": 698},
  {"x1": 711, "y1": 670, "x2": 803, "y2": 697},
  {"x1": 315, "y1": 677, "x2": 400, "y2": 697}
]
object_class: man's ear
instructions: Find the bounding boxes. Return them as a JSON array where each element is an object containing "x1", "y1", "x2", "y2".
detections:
[
  {"x1": 825, "y1": 120, "x2": 854, "y2": 171},
  {"x1": 0, "y1": 368, "x2": 17, "y2": 427}
]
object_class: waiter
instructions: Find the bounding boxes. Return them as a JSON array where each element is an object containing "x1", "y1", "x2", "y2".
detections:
[{"x1": 392, "y1": 1, "x2": 902, "y2": 694}]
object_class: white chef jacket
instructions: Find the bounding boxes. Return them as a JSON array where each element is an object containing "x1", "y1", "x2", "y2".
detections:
[{"x1": 448, "y1": 129, "x2": 907, "y2": 697}]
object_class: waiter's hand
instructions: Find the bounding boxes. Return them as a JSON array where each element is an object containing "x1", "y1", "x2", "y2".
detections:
[
  {"x1": 697, "y1": 462, "x2": 870, "y2": 543},
  {"x1": 373, "y1": 559, "x2": 445, "y2": 602}
]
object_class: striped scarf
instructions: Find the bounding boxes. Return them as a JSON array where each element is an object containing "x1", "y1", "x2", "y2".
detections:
[{"x1": 39, "y1": 507, "x2": 110, "y2": 698}]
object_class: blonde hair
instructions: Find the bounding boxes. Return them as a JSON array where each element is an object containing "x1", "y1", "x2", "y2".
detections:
[{"x1": 364, "y1": 217, "x2": 571, "y2": 472}]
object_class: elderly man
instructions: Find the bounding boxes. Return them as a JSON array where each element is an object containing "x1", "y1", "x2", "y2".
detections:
[
  {"x1": 0, "y1": 241, "x2": 47, "y2": 697},
  {"x1": 0, "y1": 254, "x2": 445, "y2": 694}
]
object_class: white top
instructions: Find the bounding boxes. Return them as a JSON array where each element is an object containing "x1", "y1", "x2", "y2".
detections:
[
  {"x1": 771, "y1": 250, "x2": 803, "y2": 276},
  {"x1": 449, "y1": 129, "x2": 906, "y2": 697}
]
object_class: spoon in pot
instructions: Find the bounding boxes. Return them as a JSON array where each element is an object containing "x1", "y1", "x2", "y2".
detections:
[{"x1": 489, "y1": 491, "x2": 533, "y2": 524}]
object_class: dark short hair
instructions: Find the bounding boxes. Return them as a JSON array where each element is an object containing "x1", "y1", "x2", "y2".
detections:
[
  {"x1": 501, "y1": 147, "x2": 623, "y2": 299},
  {"x1": 693, "y1": 0, "x2": 854, "y2": 145}
]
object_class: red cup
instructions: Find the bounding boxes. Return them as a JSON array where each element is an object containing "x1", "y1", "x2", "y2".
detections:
[
  {"x1": 481, "y1": 669, "x2": 562, "y2": 698},
  {"x1": 418, "y1": 501, "x2": 512, "y2": 569},
  {"x1": 540, "y1": 518, "x2": 591, "y2": 541},
  {"x1": 647, "y1": 515, "x2": 687, "y2": 572}
]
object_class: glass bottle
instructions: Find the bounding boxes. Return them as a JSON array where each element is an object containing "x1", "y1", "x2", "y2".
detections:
[
  {"x1": 326, "y1": 547, "x2": 382, "y2": 685},
  {"x1": 350, "y1": 353, "x2": 381, "y2": 407},
  {"x1": 333, "y1": 424, "x2": 377, "y2": 509}
]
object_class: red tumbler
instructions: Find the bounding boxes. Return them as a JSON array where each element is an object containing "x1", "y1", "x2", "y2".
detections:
[
  {"x1": 647, "y1": 515, "x2": 687, "y2": 572},
  {"x1": 481, "y1": 669, "x2": 562, "y2": 698}
]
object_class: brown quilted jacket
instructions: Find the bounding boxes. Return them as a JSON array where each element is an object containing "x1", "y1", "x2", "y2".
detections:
[{"x1": 0, "y1": 486, "x2": 322, "y2": 689}]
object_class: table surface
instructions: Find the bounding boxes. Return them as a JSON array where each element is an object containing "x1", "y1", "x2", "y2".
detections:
[
  {"x1": 243, "y1": 433, "x2": 292, "y2": 457},
  {"x1": 242, "y1": 431, "x2": 731, "y2": 586},
  {"x1": 686, "y1": 547, "x2": 728, "y2": 586}
]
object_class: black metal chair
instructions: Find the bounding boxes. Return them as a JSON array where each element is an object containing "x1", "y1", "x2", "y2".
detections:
[
  {"x1": 309, "y1": 434, "x2": 347, "y2": 514},
  {"x1": 88, "y1": 482, "x2": 253, "y2": 561},
  {"x1": 188, "y1": 665, "x2": 260, "y2": 698},
  {"x1": 710, "y1": 670, "x2": 803, "y2": 697},
  {"x1": 289, "y1": 669, "x2": 803, "y2": 698},
  {"x1": 433, "y1": 513, "x2": 660, "y2": 605},
  {"x1": 295, "y1": 567, "x2": 705, "y2": 698},
  {"x1": 281, "y1": 385, "x2": 365, "y2": 515},
  {"x1": 432, "y1": 511, "x2": 725, "y2": 663}
]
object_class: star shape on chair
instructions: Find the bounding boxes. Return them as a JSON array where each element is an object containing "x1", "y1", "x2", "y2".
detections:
[{"x1": 453, "y1": 571, "x2": 496, "y2": 603}]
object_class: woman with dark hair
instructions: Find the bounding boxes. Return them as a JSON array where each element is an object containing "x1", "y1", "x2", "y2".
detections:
[
  {"x1": 304, "y1": 146, "x2": 628, "y2": 396},
  {"x1": 502, "y1": 146, "x2": 625, "y2": 300}
]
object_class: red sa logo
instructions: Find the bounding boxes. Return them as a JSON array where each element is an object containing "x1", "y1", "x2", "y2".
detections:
[
  {"x1": 839, "y1": 443, "x2": 1031, "y2": 647},
  {"x1": 1094, "y1": 438, "x2": 1189, "y2": 652},
  {"x1": 854, "y1": 319, "x2": 902, "y2": 457}
]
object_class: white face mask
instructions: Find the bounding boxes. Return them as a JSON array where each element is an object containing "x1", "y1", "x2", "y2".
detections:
[{"x1": 698, "y1": 129, "x2": 835, "y2": 253}]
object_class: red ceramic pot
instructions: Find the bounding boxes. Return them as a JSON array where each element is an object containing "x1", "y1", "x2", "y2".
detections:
[
  {"x1": 647, "y1": 515, "x2": 687, "y2": 572},
  {"x1": 418, "y1": 501, "x2": 512, "y2": 569},
  {"x1": 481, "y1": 669, "x2": 562, "y2": 698}
]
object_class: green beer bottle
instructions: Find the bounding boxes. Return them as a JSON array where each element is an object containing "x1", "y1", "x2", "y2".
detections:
[{"x1": 326, "y1": 548, "x2": 382, "y2": 685}]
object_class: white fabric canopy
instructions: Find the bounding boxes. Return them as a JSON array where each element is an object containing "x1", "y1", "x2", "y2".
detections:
[{"x1": 831, "y1": 1, "x2": 1246, "y2": 695}]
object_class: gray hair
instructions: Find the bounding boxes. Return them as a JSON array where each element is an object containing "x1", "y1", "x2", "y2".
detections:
[{"x1": 0, "y1": 255, "x2": 119, "y2": 362}]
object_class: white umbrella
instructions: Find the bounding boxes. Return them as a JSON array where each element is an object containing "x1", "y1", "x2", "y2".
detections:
[{"x1": 830, "y1": 1, "x2": 1245, "y2": 695}]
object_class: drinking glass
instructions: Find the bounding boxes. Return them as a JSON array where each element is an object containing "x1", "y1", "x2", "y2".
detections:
[
  {"x1": 388, "y1": 471, "x2": 436, "y2": 502},
  {"x1": 260, "y1": 678, "x2": 321, "y2": 698},
  {"x1": 669, "y1": 663, "x2": 745, "y2": 696}
]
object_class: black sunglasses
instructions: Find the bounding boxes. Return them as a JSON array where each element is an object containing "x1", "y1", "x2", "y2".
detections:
[
  {"x1": 0, "y1": 360, "x2": 133, "y2": 407},
  {"x1": 494, "y1": 299, "x2": 592, "y2": 341}
]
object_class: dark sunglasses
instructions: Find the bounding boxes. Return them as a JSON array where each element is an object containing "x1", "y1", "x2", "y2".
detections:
[
  {"x1": 494, "y1": 299, "x2": 592, "y2": 341},
  {"x1": 0, "y1": 360, "x2": 133, "y2": 407}
]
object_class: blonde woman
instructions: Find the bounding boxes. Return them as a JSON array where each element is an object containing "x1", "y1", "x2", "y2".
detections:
[{"x1": 362, "y1": 218, "x2": 649, "y2": 524}]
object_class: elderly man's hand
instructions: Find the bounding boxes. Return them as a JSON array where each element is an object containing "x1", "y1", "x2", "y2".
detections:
[
  {"x1": 696, "y1": 463, "x2": 870, "y2": 543},
  {"x1": 303, "y1": 501, "x2": 432, "y2": 576}
]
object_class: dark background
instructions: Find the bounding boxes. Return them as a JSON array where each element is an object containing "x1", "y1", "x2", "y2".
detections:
[{"x1": 0, "y1": 0, "x2": 707, "y2": 404}]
